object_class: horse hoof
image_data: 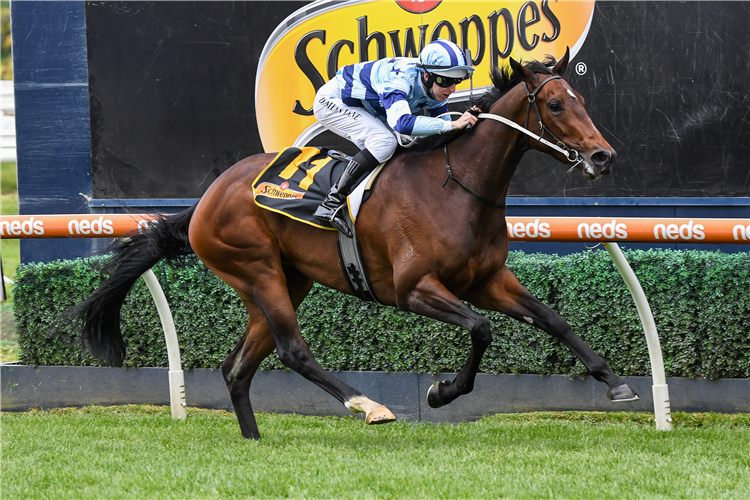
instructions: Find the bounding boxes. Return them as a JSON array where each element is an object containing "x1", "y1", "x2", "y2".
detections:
[
  {"x1": 427, "y1": 381, "x2": 450, "y2": 409},
  {"x1": 366, "y1": 405, "x2": 396, "y2": 425},
  {"x1": 607, "y1": 383, "x2": 640, "y2": 403}
]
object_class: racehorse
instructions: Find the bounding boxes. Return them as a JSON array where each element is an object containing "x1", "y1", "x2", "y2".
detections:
[{"x1": 70, "y1": 50, "x2": 638, "y2": 439}]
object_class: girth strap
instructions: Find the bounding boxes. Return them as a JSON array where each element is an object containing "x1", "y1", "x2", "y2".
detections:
[{"x1": 336, "y1": 210, "x2": 381, "y2": 303}]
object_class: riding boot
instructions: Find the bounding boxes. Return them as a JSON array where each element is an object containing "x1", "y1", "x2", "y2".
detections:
[{"x1": 314, "y1": 150, "x2": 379, "y2": 237}]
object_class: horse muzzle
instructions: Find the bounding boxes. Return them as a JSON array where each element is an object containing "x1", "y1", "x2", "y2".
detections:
[{"x1": 579, "y1": 148, "x2": 616, "y2": 180}]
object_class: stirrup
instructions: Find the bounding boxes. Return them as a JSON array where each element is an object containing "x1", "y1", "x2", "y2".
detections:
[
  {"x1": 313, "y1": 204, "x2": 335, "y2": 222},
  {"x1": 313, "y1": 192, "x2": 346, "y2": 222},
  {"x1": 330, "y1": 205, "x2": 352, "y2": 238}
]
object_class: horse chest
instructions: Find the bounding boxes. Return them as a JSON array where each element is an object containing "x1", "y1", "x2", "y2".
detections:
[{"x1": 432, "y1": 247, "x2": 498, "y2": 288}]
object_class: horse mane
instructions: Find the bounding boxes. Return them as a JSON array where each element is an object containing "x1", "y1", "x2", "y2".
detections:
[{"x1": 395, "y1": 57, "x2": 556, "y2": 155}]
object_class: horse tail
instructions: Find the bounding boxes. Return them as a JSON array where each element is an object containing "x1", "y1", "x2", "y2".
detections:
[{"x1": 67, "y1": 204, "x2": 197, "y2": 367}]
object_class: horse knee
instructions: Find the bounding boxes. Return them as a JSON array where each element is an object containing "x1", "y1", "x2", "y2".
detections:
[
  {"x1": 549, "y1": 316, "x2": 570, "y2": 337},
  {"x1": 533, "y1": 308, "x2": 570, "y2": 338}
]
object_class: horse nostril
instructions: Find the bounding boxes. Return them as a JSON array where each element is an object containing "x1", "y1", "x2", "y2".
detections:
[{"x1": 591, "y1": 150, "x2": 614, "y2": 167}]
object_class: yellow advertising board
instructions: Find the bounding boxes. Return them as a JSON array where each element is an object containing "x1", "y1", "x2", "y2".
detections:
[{"x1": 256, "y1": 0, "x2": 596, "y2": 152}]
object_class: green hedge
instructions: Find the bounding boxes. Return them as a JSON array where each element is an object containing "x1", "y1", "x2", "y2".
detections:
[{"x1": 13, "y1": 249, "x2": 750, "y2": 379}]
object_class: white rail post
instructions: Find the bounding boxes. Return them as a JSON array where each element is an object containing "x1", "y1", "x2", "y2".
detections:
[
  {"x1": 604, "y1": 243, "x2": 672, "y2": 431},
  {"x1": 141, "y1": 269, "x2": 187, "y2": 420}
]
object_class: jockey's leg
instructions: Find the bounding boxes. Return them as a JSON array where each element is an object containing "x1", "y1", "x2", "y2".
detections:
[
  {"x1": 312, "y1": 80, "x2": 396, "y2": 237},
  {"x1": 313, "y1": 149, "x2": 379, "y2": 237}
]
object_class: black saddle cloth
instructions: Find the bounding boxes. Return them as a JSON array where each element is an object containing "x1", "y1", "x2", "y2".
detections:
[{"x1": 252, "y1": 147, "x2": 351, "y2": 230}]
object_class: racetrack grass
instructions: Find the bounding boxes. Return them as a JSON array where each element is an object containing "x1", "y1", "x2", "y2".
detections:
[{"x1": 3, "y1": 407, "x2": 749, "y2": 499}]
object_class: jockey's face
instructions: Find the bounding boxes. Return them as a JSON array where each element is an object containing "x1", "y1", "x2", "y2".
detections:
[{"x1": 432, "y1": 82, "x2": 456, "y2": 101}]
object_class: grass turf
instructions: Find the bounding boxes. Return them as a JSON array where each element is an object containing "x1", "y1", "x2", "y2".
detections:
[{"x1": 2, "y1": 406, "x2": 749, "y2": 499}]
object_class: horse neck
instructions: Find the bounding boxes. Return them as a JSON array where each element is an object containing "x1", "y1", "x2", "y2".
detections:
[{"x1": 449, "y1": 85, "x2": 529, "y2": 207}]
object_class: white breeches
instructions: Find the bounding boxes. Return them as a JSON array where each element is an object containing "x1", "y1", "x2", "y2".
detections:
[{"x1": 313, "y1": 79, "x2": 398, "y2": 164}]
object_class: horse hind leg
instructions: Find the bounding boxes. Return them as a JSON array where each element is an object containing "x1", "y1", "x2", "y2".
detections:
[
  {"x1": 221, "y1": 309, "x2": 275, "y2": 440},
  {"x1": 254, "y1": 266, "x2": 395, "y2": 425},
  {"x1": 222, "y1": 264, "x2": 394, "y2": 439},
  {"x1": 221, "y1": 265, "x2": 314, "y2": 439}
]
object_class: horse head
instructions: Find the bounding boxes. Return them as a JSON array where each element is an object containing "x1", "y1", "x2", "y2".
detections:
[{"x1": 507, "y1": 49, "x2": 616, "y2": 180}]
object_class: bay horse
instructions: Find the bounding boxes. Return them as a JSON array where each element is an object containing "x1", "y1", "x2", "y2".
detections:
[{"x1": 71, "y1": 50, "x2": 638, "y2": 439}]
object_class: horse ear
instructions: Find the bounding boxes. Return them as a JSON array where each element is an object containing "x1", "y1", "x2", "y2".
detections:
[
  {"x1": 552, "y1": 47, "x2": 570, "y2": 76},
  {"x1": 509, "y1": 57, "x2": 534, "y2": 82}
]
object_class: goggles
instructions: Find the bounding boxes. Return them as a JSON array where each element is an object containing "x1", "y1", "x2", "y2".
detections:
[{"x1": 432, "y1": 74, "x2": 467, "y2": 88}]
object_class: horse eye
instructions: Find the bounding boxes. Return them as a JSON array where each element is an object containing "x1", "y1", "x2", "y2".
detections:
[{"x1": 548, "y1": 101, "x2": 563, "y2": 112}]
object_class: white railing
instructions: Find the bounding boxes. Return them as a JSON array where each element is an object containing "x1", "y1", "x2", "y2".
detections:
[
  {"x1": 4, "y1": 213, "x2": 749, "y2": 429},
  {"x1": 1, "y1": 80, "x2": 16, "y2": 163}
]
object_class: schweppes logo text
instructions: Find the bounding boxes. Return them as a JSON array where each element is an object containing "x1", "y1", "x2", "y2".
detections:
[
  {"x1": 256, "y1": 0, "x2": 596, "y2": 152},
  {"x1": 255, "y1": 183, "x2": 306, "y2": 200}
]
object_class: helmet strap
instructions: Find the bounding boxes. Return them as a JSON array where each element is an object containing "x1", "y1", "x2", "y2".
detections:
[{"x1": 422, "y1": 72, "x2": 437, "y2": 100}]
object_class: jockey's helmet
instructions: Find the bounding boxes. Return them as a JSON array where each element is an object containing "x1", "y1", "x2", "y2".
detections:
[{"x1": 418, "y1": 40, "x2": 475, "y2": 86}]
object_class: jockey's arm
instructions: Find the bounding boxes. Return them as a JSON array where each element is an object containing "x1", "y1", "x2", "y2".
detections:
[
  {"x1": 382, "y1": 91, "x2": 453, "y2": 136},
  {"x1": 382, "y1": 91, "x2": 478, "y2": 135}
]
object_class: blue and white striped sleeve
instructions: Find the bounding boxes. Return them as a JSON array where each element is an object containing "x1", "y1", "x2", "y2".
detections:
[{"x1": 382, "y1": 91, "x2": 452, "y2": 136}]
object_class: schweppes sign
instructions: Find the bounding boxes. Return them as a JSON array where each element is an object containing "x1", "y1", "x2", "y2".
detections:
[{"x1": 256, "y1": 0, "x2": 596, "y2": 153}]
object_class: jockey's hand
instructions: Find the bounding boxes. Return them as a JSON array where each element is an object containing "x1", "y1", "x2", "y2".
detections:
[{"x1": 452, "y1": 106, "x2": 481, "y2": 130}]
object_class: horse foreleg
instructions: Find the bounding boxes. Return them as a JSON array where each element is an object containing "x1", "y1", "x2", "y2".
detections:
[
  {"x1": 467, "y1": 266, "x2": 639, "y2": 402},
  {"x1": 403, "y1": 275, "x2": 493, "y2": 408}
]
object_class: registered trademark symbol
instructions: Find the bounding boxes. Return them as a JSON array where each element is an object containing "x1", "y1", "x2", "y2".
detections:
[{"x1": 575, "y1": 62, "x2": 587, "y2": 76}]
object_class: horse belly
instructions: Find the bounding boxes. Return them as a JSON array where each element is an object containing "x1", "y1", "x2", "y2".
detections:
[{"x1": 272, "y1": 222, "x2": 351, "y2": 291}]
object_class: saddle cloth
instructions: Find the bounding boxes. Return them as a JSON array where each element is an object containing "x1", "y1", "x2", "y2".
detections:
[{"x1": 252, "y1": 147, "x2": 382, "y2": 230}]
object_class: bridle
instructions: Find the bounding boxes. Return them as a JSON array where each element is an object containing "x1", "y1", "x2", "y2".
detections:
[
  {"x1": 481, "y1": 74, "x2": 586, "y2": 171},
  {"x1": 521, "y1": 75, "x2": 584, "y2": 170},
  {"x1": 437, "y1": 73, "x2": 592, "y2": 208}
]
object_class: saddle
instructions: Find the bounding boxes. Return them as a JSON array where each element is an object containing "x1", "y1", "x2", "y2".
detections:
[
  {"x1": 253, "y1": 147, "x2": 384, "y2": 302},
  {"x1": 253, "y1": 147, "x2": 382, "y2": 230}
]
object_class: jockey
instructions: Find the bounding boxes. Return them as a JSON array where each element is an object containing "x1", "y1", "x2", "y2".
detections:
[{"x1": 313, "y1": 39, "x2": 479, "y2": 237}]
